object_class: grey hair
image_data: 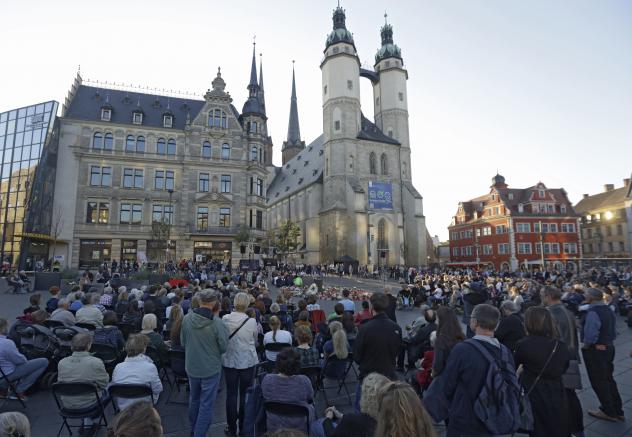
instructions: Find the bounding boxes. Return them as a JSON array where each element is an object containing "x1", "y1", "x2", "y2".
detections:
[
  {"x1": 57, "y1": 298, "x2": 70, "y2": 308},
  {"x1": 71, "y1": 333, "x2": 92, "y2": 352},
  {"x1": 500, "y1": 300, "x2": 519, "y2": 314},
  {"x1": 118, "y1": 286, "x2": 127, "y2": 294},
  {"x1": 0, "y1": 411, "x2": 30, "y2": 437}
]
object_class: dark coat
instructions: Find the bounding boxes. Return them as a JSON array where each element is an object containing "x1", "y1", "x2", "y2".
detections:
[
  {"x1": 494, "y1": 313, "x2": 525, "y2": 352},
  {"x1": 353, "y1": 313, "x2": 402, "y2": 380}
]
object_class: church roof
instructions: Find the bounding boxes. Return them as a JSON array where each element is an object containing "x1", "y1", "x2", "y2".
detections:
[
  {"x1": 64, "y1": 85, "x2": 208, "y2": 129},
  {"x1": 358, "y1": 114, "x2": 400, "y2": 145},
  {"x1": 267, "y1": 134, "x2": 325, "y2": 205},
  {"x1": 325, "y1": 6, "x2": 355, "y2": 50},
  {"x1": 375, "y1": 22, "x2": 402, "y2": 64}
]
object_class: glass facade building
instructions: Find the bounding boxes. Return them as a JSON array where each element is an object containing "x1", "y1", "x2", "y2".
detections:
[{"x1": 0, "y1": 101, "x2": 58, "y2": 269}]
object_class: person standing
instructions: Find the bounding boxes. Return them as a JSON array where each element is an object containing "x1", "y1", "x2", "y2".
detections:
[
  {"x1": 180, "y1": 290, "x2": 228, "y2": 437},
  {"x1": 581, "y1": 288, "x2": 624, "y2": 422},
  {"x1": 494, "y1": 301, "x2": 525, "y2": 353},
  {"x1": 542, "y1": 285, "x2": 585, "y2": 435},
  {"x1": 221, "y1": 292, "x2": 259, "y2": 437}
]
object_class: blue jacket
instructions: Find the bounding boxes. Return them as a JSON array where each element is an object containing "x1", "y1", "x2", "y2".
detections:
[{"x1": 441, "y1": 338, "x2": 512, "y2": 436}]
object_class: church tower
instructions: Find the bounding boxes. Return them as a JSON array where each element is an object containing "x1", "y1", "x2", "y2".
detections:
[
  {"x1": 373, "y1": 16, "x2": 411, "y2": 181},
  {"x1": 240, "y1": 45, "x2": 268, "y2": 166},
  {"x1": 281, "y1": 64, "x2": 305, "y2": 165}
]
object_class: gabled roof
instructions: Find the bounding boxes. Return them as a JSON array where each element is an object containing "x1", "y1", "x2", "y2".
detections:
[
  {"x1": 64, "y1": 85, "x2": 208, "y2": 130},
  {"x1": 358, "y1": 114, "x2": 400, "y2": 145},
  {"x1": 575, "y1": 185, "x2": 629, "y2": 214},
  {"x1": 267, "y1": 135, "x2": 325, "y2": 205}
]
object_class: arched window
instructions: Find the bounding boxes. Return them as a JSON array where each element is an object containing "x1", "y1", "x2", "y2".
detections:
[
  {"x1": 126, "y1": 135, "x2": 135, "y2": 152},
  {"x1": 380, "y1": 153, "x2": 388, "y2": 175},
  {"x1": 93, "y1": 132, "x2": 103, "y2": 149},
  {"x1": 259, "y1": 147, "x2": 263, "y2": 163},
  {"x1": 103, "y1": 133, "x2": 114, "y2": 150},
  {"x1": 167, "y1": 139, "x2": 176, "y2": 155},
  {"x1": 251, "y1": 146, "x2": 258, "y2": 161},
  {"x1": 221, "y1": 143, "x2": 230, "y2": 160},
  {"x1": 377, "y1": 218, "x2": 388, "y2": 251},
  {"x1": 369, "y1": 152, "x2": 377, "y2": 175},
  {"x1": 136, "y1": 136, "x2": 145, "y2": 153},
  {"x1": 157, "y1": 138, "x2": 166, "y2": 154},
  {"x1": 202, "y1": 141, "x2": 211, "y2": 158}
]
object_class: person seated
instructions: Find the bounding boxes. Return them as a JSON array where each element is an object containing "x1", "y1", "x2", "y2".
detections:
[
  {"x1": 99, "y1": 286, "x2": 115, "y2": 309},
  {"x1": 0, "y1": 318, "x2": 48, "y2": 401},
  {"x1": 22, "y1": 293, "x2": 41, "y2": 315},
  {"x1": 57, "y1": 333, "x2": 110, "y2": 433},
  {"x1": 93, "y1": 311, "x2": 126, "y2": 355},
  {"x1": 338, "y1": 289, "x2": 355, "y2": 313},
  {"x1": 397, "y1": 308, "x2": 437, "y2": 371},
  {"x1": 322, "y1": 321, "x2": 349, "y2": 378},
  {"x1": 140, "y1": 314, "x2": 169, "y2": 365},
  {"x1": 353, "y1": 301, "x2": 372, "y2": 326},
  {"x1": 294, "y1": 311, "x2": 311, "y2": 331},
  {"x1": 261, "y1": 348, "x2": 315, "y2": 433},
  {"x1": 107, "y1": 401, "x2": 163, "y2": 437},
  {"x1": 494, "y1": 301, "x2": 525, "y2": 353},
  {"x1": 263, "y1": 316, "x2": 293, "y2": 361},
  {"x1": 111, "y1": 334, "x2": 163, "y2": 410},
  {"x1": 374, "y1": 380, "x2": 437, "y2": 436},
  {"x1": 76, "y1": 293, "x2": 104, "y2": 328},
  {"x1": 46, "y1": 286, "x2": 61, "y2": 313},
  {"x1": 292, "y1": 326, "x2": 321, "y2": 367},
  {"x1": 0, "y1": 412, "x2": 31, "y2": 437}
]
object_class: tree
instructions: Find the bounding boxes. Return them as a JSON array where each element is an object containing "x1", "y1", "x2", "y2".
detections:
[
  {"x1": 276, "y1": 220, "x2": 301, "y2": 261},
  {"x1": 150, "y1": 219, "x2": 170, "y2": 267},
  {"x1": 50, "y1": 205, "x2": 64, "y2": 263},
  {"x1": 235, "y1": 225, "x2": 252, "y2": 255}
]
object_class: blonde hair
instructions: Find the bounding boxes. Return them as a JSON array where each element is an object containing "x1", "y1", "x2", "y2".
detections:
[
  {"x1": 233, "y1": 292, "x2": 250, "y2": 312},
  {"x1": 0, "y1": 412, "x2": 30, "y2": 437},
  {"x1": 141, "y1": 313, "x2": 157, "y2": 332},
  {"x1": 359, "y1": 372, "x2": 390, "y2": 419},
  {"x1": 329, "y1": 321, "x2": 348, "y2": 360},
  {"x1": 269, "y1": 315, "x2": 281, "y2": 342},
  {"x1": 376, "y1": 381, "x2": 437, "y2": 437}
]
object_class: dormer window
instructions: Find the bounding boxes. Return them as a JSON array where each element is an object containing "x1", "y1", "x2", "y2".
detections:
[
  {"x1": 101, "y1": 108, "x2": 111, "y2": 121},
  {"x1": 518, "y1": 203, "x2": 524, "y2": 213},
  {"x1": 163, "y1": 115, "x2": 173, "y2": 128},
  {"x1": 508, "y1": 193, "x2": 514, "y2": 200},
  {"x1": 561, "y1": 204, "x2": 567, "y2": 214},
  {"x1": 132, "y1": 112, "x2": 143, "y2": 125},
  {"x1": 539, "y1": 189, "x2": 545, "y2": 197}
]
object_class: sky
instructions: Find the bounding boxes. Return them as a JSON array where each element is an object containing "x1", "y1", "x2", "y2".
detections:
[{"x1": 1, "y1": 0, "x2": 631, "y2": 240}]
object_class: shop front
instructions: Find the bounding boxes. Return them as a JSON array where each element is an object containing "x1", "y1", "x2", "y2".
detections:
[
  {"x1": 193, "y1": 241, "x2": 232, "y2": 264},
  {"x1": 79, "y1": 239, "x2": 112, "y2": 268},
  {"x1": 147, "y1": 239, "x2": 176, "y2": 264},
  {"x1": 121, "y1": 240, "x2": 138, "y2": 263}
]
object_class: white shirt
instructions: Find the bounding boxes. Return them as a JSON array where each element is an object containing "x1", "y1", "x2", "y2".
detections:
[
  {"x1": 221, "y1": 312, "x2": 259, "y2": 369},
  {"x1": 338, "y1": 299, "x2": 355, "y2": 313},
  {"x1": 111, "y1": 354, "x2": 163, "y2": 410},
  {"x1": 263, "y1": 330, "x2": 293, "y2": 361}
]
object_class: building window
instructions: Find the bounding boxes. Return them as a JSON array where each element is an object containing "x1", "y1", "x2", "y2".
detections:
[
  {"x1": 483, "y1": 244, "x2": 493, "y2": 255},
  {"x1": 136, "y1": 136, "x2": 145, "y2": 153},
  {"x1": 132, "y1": 112, "x2": 143, "y2": 125},
  {"x1": 398, "y1": 92, "x2": 404, "y2": 102},
  {"x1": 482, "y1": 227, "x2": 492, "y2": 236},
  {"x1": 221, "y1": 175, "x2": 231, "y2": 193},
  {"x1": 563, "y1": 243, "x2": 578, "y2": 254},
  {"x1": 619, "y1": 241, "x2": 625, "y2": 252},
  {"x1": 221, "y1": 143, "x2": 230, "y2": 160},
  {"x1": 167, "y1": 139, "x2": 176, "y2": 155},
  {"x1": 534, "y1": 222, "x2": 541, "y2": 233},
  {"x1": 126, "y1": 135, "x2": 135, "y2": 152},
  {"x1": 157, "y1": 138, "x2": 166, "y2": 154},
  {"x1": 495, "y1": 225, "x2": 507, "y2": 234},
  {"x1": 334, "y1": 120, "x2": 340, "y2": 131},
  {"x1": 560, "y1": 204, "x2": 567, "y2": 214},
  {"x1": 155, "y1": 170, "x2": 174, "y2": 190},
  {"x1": 607, "y1": 242, "x2": 613, "y2": 252},
  {"x1": 256, "y1": 210, "x2": 263, "y2": 230},
  {"x1": 498, "y1": 243, "x2": 509, "y2": 254},
  {"x1": 256, "y1": 178, "x2": 263, "y2": 196},
  {"x1": 369, "y1": 152, "x2": 377, "y2": 175},
  {"x1": 323, "y1": 85, "x2": 327, "y2": 95},
  {"x1": 251, "y1": 146, "x2": 258, "y2": 161},
  {"x1": 196, "y1": 172, "x2": 209, "y2": 192},
  {"x1": 202, "y1": 141, "x2": 212, "y2": 158},
  {"x1": 347, "y1": 80, "x2": 353, "y2": 90},
  {"x1": 90, "y1": 166, "x2": 111, "y2": 186},
  {"x1": 380, "y1": 153, "x2": 388, "y2": 175},
  {"x1": 588, "y1": 228, "x2": 593, "y2": 238},
  {"x1": 377, "y1": 218, "x2": 388, "y2": 251},
  {"x1": 208, "y1": 109, "x2": 227, "y2": 128},
  {"x1": 617, "y1": 224, "x2": 623, "y2": 235},
  {"x1": 249, "y1": 121, "x2": 258, "y2": 133},
  {"x1": 219, "y1": 208, "x2": 231, "y2": 227},
  {"x1": 101, "y1": 109, "x2": 111, "y2": 121},
  {"x1": 196, "y1": 207, "x2": 208, "y2": 230},
  {"x1": 93, "y1": 132, "x2": 103, "y2": 149},
  {"x1": 120, "y1": 203, "x2": 143, "y2": 224},
  {"x1": 152, "y1": 204, "x2": 173, "y2": 224},
  {"x1": 163, "y1": 115, "x2": 173, "y2": 128},
  {"x1": 86, "y1": 201, "x2": 109, "y2": 224},
  {"x1": 518, "y1": 203, "x2": 524, "y2": 213},
  {"x1": 561, "y1": 223, "x2": 576, "y2": 233},
  {"x1": 517, "y1": 243, "x2": 532, "y2": 254},
  {"x1": 123, "y1": 168, "x2": 143, "y2": 189}
]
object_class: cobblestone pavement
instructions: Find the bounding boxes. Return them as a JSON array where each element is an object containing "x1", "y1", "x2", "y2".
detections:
[{"x1": 0, "y1": 276, "x2": 631, "y2": 436}]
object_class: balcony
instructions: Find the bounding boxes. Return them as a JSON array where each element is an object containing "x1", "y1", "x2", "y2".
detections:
[{"x1": 187, "y1": 225, "x2": 240, "y2": 236}]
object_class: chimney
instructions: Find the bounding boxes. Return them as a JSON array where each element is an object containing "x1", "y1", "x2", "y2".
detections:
[
  {"x1": 583, "y1": 194, "x2": 589, "y2": 199},
  {"x1": 624, "y1": 178, "x2": 630, "y2": 187},
  {"x1": 604, "y1": 184, "x2": 614, "y2": 192}
]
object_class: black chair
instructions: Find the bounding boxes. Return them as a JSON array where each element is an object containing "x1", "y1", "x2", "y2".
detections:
[
  {"x1": 108, "y1": 383, "x2": 154, "y2": 413},
  {"x1": 263, "y1": 401, "x2": 311, "y2": 434},
  {"x1": 53, "y1": 327, "x2": 81, "y2": 358},
  {"x1": 0, "y1": 366, "x2": 26, "y2": 408},
  {"x1": 264, "y1": 342, "x2": 292, "y2": 358},
  {"x1": 43, "y1": 320, "x2": 65, "y2": 329},
  {"x1": 51, "y1": 382, "x2": 108, "y2": 437},
  {"x1": 117, "y1": 323, "x2": 139, "y2": 340},
  {"x1": 146, "y1": 344, "x2": 171, "y2": 387},
  {"x1": 300, "y1": 366, "x2": 324, "y2": 402},
  {"x1": 322, "y1": 356, "x2": 353, "y2": 405},
  {"x1": 75, "y1": 322, "x2": 96, "y2": 331},
  {"x1": 167, "y1": 349, "x2": 188, "y2": 404},
  {"x1": 90, "y1": 342, "x2": 120, "y2": 372}
]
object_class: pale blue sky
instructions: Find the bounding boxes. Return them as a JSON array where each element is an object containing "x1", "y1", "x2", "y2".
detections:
[{"x1": 1, "y1": 0, "x2": 630, "y2": 239}]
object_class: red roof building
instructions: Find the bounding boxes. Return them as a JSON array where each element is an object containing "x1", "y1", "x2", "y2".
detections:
[{"x1": 448, "y1": 174, "x2": 581, "y2": 272}]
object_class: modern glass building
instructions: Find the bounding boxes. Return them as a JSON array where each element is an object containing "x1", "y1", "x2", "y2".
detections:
[{"x1": 0, "y1": 101, "x2": 59, "y2": 269}]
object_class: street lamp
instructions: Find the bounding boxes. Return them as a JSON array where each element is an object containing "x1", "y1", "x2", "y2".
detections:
[
  {"x1": 539, "y1": 220, "x2": 545, "y2": 271},
  {"x1": 167, "y1": 188, "x2": 174, "y2": 265}
]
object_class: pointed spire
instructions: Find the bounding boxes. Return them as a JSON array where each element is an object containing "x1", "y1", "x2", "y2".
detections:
[
  {"x1": 248, "y1": 39, "x2": 258, "y2": 94},
  {"x1": 258, "y1": 53, "x2": 266, "y2": 113},
  {"x1": 285, "y1": 61, "x2": 302, "y2": 147}
]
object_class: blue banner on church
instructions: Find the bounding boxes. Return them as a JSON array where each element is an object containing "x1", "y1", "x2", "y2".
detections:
[{"x1": 368, "y1": 182, "x2": 393, "y2": 210}]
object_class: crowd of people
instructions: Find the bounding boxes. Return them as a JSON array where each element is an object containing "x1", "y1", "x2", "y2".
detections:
[{"x1": 0, "y1": 264, "x2": 629, "y2": 436}]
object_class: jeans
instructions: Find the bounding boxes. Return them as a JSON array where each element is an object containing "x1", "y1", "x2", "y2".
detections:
[
  {"x1": 0, "y1": 358, "x2": 48, "y2": 393},
  {"x1": 188, "y1": 373, "x2": 221, "y2": 437},
  {"x1": 223, "y1": 366, "x2": 254, "y2": 434},
  {"x1": 310, "y1": 417, "x2": 331, "y2": 437},
  {"x1": 582, "y1": 346, "x2": 623, "y2": 417}
]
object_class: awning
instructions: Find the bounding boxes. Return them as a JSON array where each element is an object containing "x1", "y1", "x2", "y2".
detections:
[{"x1": 15, "y1": 232, "x2": 63, "y2": 243}]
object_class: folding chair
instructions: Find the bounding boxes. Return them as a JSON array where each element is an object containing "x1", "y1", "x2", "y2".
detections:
[
  {"x1": 117, "y1": 322, "x2": 139, "y2": 340},
  {"x1": 90, "y1": 342, "x2": 120, "y2": 373},
  {"x1": 300, "y1": 366, "x2": 324, "y2": 405},
  {"x1": 146, "y1": 344, "x2": 171, "y2": 388},
  {"x1": 75, "y1": 322, "x2": 97, "y2": 331},
  {"x1": 0, "y1": 366, "x2": 26, "y2": 408},
  {"x1": 322, "y1": 356, "x2": 352, "y2": 405},
  {"x1": 166, "y1": 349, "x2": 188, "y2": 404},
  {"x1": 263, "y1": 343, "x2": 292, "y2": 369},
  {"x1": 51, "y1": 382, "x2": 108, "y2": 437},
  {"x1": 264, "y1": 400, "x2": 311, "y2": 434},
  {"x1": 43, "y1": 320, "x2": 65, "y2": 329},
  {"x1": 108, "y1": 383, "x2": 154, "y2": 413}
]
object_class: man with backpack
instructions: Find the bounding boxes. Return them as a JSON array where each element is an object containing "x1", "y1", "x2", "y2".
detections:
[{"x1": 439, "y1": 304, "x2": 522, "y2": 437}]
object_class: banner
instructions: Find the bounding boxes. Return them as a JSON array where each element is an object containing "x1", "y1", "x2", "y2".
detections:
[{"x1": 368, "y1": 181, "x2": 393, "y2": 210}]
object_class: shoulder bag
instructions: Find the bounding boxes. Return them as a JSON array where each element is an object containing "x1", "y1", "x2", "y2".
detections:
[
  {"x1": 230, "y1": 316, "x2": 250, "y2": 340},
  {"x1": 519, "y1": 340, "x2": 558, "y2": 432}
]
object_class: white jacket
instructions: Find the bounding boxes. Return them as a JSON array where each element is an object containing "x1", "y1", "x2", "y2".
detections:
[
  {"x1": 111, "y1": 354, "x2": 163, "y2": 410},
  {"x1": 221, "y1": 312, "x2": 259, "y2": 369}
]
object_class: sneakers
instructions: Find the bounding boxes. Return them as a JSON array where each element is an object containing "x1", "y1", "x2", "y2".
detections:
[
  {"x1": 588, "y1": 410, "x2": 618, "y2": 422},
  {"x1": 8, "y1": 392, "x2": 27, "y2": 401}
]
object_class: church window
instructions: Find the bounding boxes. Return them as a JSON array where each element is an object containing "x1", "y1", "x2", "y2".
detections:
[
  {"x1": 369, "y1": 152, "x2": 377, "y2": 175},
  {"x1": 334, "y1": 121, "x2": 340, "y2": 131},
  {"x1": 402, "y1": 162, "x2": 407, "y2": 177},
  {"x1": 251, "y1": 146, "x2": 258, "y2": 161},
  {"x1": 377, "y1": 219, "x2": 388, "y2": 251},
  {"x1": 249, "y1": 121, "x2": 258, "y2": 133},
  {"x1": 221, "y1": 143, "x2": 230, "y2": 160},
  {"x1": 202, "y1": 141, "x2": 211, "y2": 158},
  {"x1": 398, "y1": 92, "x2": 404, "y2": 102},
  {"x1": 347, "y1": 80, "x2": 353, "y2": 90},
  {"x1": 380, "y1": 153, "x2": 388, "y2": 175},
  {"x1": 385, "y1": 60, "x2": 391, "y2": 68},
  {"x1": 323, "y1": 85, "x2": 327, "y2": 95},
  {"x1": 387, "y1": 129, "x2": 393, "y2": 138}
]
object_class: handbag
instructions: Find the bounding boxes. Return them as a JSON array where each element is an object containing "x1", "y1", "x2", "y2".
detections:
[{"x1": 518, "y1": 340, "x2": 558, "y2": 432}]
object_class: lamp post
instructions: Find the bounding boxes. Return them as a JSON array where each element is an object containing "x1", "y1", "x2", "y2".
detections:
[
  {"x1": 539, "y1": 220, "x2": 545, "y2": 271},
  {"x1": 166, "y1": 189, "x2": 174, "y2": 265}
]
